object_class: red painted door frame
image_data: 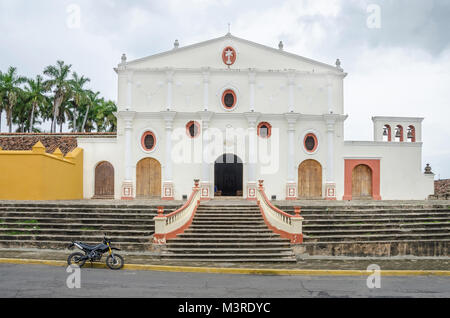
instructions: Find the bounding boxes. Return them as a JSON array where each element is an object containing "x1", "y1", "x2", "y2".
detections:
[{"x1": 343, "y1": 159, "x2": 381, "y2": 201}]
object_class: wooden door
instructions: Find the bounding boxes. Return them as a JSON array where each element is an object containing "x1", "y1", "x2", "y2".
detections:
[
  {"x1": 94, "y1": 161, "x2": 114, "y2": 198},
  {"x1": 352, "y1": 164, "x2": 372, "y2": 199},
  {"x1": 298, "y1": 160, "x2": 322, "y2": 199},
  {"x1": 136, "y1": 158, "x2": 161, "y2": 199}
]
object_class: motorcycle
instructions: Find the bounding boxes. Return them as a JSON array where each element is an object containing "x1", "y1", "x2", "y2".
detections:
[{"x1": 67, "y1": 235, "x2": 124, "y2": 270}]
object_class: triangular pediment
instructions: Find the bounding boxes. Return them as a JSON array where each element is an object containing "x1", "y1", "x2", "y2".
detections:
[{"x1": 123, "y1": 34, "x2": 340, "y2": 73}]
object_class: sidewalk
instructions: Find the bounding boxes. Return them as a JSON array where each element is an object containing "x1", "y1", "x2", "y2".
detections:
[{"x1": 0, "y1": 248, "x2": 448, "y2": 271}]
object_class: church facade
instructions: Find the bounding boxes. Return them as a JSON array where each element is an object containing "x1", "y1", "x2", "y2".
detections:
[{"x1": 78, "y1": 33, "x2": 434, "y2": 201}]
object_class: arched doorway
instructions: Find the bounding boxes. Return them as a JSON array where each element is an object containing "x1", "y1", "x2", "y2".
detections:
[
  {"x1": 298, "y1": 160, "x2": 322, "y2": 199},
  {"x1": 214, "y1": 154, "x2": 243, "y2": 197},
  {"x1": 136, "y1": 158, "x2": 161, "y2": 199},
  {"x1": 352, "y1": 164, "x2": 373, "y2": 199},
  {"x1": 94, "y1": 161, "x2": 114, "y2": 199}
]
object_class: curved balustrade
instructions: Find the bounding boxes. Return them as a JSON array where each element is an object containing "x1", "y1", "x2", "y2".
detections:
[
  {"x1": 256, "y1": 180, "x2": 303, "y2": 244},
  {"x1": 153, "y1": 180, "x2": 201, "y2": 244}
]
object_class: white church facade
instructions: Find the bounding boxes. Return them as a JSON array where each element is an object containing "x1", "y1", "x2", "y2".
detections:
[{"x1": 78, "y1": 33, "x2": 435, "y2": 201}]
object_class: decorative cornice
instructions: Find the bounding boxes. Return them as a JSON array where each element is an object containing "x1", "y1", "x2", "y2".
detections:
[{"x1": 372, "y1": 116, "x2": 424, "y2": 123}]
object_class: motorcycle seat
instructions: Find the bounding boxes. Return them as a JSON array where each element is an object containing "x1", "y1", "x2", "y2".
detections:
[{"x1": 77, "y1": 242, "x2": 105, "y2": 251}]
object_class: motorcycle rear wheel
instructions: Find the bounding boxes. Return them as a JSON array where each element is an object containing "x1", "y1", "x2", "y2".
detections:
[
  {"x1": 67, "y1": 252, "x2": 87, "y2": 268},
  {"x1": 106, "y1": 254, "x2": 124, "y2": 270}
]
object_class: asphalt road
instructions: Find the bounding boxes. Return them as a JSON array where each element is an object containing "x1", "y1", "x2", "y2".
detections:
[{"x1": 0, "y1": 264, "x2": 449, "y2": 298}]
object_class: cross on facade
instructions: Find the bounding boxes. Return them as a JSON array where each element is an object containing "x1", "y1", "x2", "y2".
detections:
[{"x1": 225, "y1": 49, "x2": 234, "y2": 65}]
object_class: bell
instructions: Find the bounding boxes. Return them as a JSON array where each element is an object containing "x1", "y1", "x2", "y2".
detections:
[
  {"x1": 395, "y1": 129, "x2": 401, "y2": 138},
  {"x1": 407, "y1": 129, "x2": 413, "y2": 139},
  {"x1": 383, "y1": 128, "x2": 388, "y2": 136}
]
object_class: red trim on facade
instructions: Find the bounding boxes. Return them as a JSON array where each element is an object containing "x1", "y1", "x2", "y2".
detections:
[
  {"x1": 120, "y1": 197, "x2": 134, "y2": 200},
  {"x1": 186, "y1": 121, "x2": 201, "y2": 138},
  {"x1": 221, "y1": 89, "x2": 237, "y2": 110},
  {"x1": 304, "y1": 133, "x2": 318, "y2": 153},
  {"x1": 396, "y1": 125, "x2": 404, "y2": 142},
  {"x1": 343, "y1": 159, "x2": 381, "y2": 201},
  {"x1": 222, "y1": 46, "x2": 237, "y2": 66},
  {"x1": 141, "y1": 131, "x2": 156, "y2": 151},
  {"x1": 257, "y1": 122, "x2": 272, "y2": 138},
  {"x1": 256, "y1": 200, "x2": 303, "y2": 244},
  {"x1": 408, "y1": 125, "x2": 416, "y2": 142}
]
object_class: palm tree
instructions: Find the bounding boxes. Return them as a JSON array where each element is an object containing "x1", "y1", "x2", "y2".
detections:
[
  {"x1": 93, "y1": 99, "x2": 117, "y2": 132},
  {"x1": 0, "y1": 67, "x2": 27, "y2": 133},
  {"x1": 23, "y1": 75, "x2": 48, "y2": 132},
  {"x1": 43, "y1": 61, "x2": 72, "y2": 133},
  {"x1": 80, "y1": 90, "x2": 100, "y2": 132},
  {"x1": 69, "y1": 72, "x2": 90, "y2": 132}
]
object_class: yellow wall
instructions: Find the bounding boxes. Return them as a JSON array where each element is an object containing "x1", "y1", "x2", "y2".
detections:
[{"x1": 0, "y1": 142, "x2": 83, "y2": 200}]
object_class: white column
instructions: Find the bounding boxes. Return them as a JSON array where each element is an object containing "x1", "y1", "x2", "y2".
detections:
[
  {"x1": 324, "y1": 115, "x2": 337, "y2": 200},
  {"x1": 249, "y1": 70, "x2": 256, "y2": 112},
  {"x1": 166, "y1": 69, "x2": 174, "y2": 111},
  {"x1": 202, "y1": 69, "x2": 209, "y2": 111},
  {"x1": 245, "y1": 112, "x2": 260, "y2": 200},
  {"x1": 327, "y1": 76, "x2": 334, "y2": 114},
  {"x1": 126, "y1": 72, "x2": 133, "y2": 110},
  {"x1": 287, "y1": 71, "x2": 295, "y2": 113},
  {"x1": 285, "y1": 113, "x2": 299, "y2": 200},
  {"x1": 199, "y1": 111, "x2": 214, "y2": 200},
  {"x1": 162, "y1": 111, "x2": 176, "y2": 200},
  {"x1": 121, "y1": 111, "x2": 136, "y2": 200}
]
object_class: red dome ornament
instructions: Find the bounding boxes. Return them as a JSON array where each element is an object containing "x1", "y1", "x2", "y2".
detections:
[{"x1": 222, "y1": 46, "x2": 236, "y2": 66}]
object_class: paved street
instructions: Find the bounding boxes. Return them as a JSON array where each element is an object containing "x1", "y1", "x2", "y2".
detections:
[{"x1": 0, "y1": 263, "x2": 449, "y2": 298}]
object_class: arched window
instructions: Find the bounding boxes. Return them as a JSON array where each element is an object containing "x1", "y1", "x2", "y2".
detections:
[
  {"x1": 407, "y1": 125, "x2": 416, "y2": 142},
  {"x1": 186, "y1": 121, "x2": 200, "y2": 138},
  {"x1": 141, "y1": 131, "x2": 156, "y2": 152},
  {"x1": 383, "y1": 125, "x2": 392, "y2": 142},
  {"x1": 257, "y1": 122, "x2": 272, "y2": 138},
  {"x1": 395, "y1": 125, "x2": 404, "y2": 142}
]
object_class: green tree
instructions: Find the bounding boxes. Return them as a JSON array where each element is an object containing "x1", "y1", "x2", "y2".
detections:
[
  {"x1": 23, "y1": 75, "x2": 49, "y2": 132},
  {"x1": 69, "y1": 72, "x2": 90, "y2": 132},
  {"x1": 43, "y1": 61, "x2": 72, "y2": 133},
  {"x1": 0, "y1": 67, "x2": 27, "y2": 133}
]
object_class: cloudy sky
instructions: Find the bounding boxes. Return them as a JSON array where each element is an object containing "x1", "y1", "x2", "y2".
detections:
[{"x1": 0, "y1": 0, "x2": 449, "y2": 178}]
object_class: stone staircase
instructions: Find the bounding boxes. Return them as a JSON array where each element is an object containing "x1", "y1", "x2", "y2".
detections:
[
  {"x1": 280, "y1": 204, "x2": 450, "y2": 256},
  {"x1": 161, "y1": 202, "x2": 297, "y2": 262},
  {"x1": 0, "y1": 202, "x2": 180, "y2": 251}
]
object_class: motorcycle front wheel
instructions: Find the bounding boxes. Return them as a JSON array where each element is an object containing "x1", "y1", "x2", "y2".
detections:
[
  {"x1": 106, "y1": 254, "x2": 124, "y2": 270},
  {"x1": 67, "y1": 252, "x2": 87, "y2": 268}
]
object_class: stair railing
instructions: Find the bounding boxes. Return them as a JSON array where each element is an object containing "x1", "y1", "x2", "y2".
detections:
[
  {"x1": 153, "y1": 179, "x2": 201, "y2": 244},
  {"x1": 256, "y1": 180, "x2": 303, "y2": 244}
]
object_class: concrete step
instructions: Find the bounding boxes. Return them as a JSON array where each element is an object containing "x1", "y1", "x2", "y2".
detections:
[
  {"x1": 164, "y1": 247, "x2": 294, "y2": 253},
  {"x1": 183, "y1": 228, "x2": 273, "y2": 234},
  {"x1": 158, "y1": 258, "x2": 297, "y2": 263},
  {"x1": 304, "y1": 232, "x2": 450, "y2": 242},
  {"x1": 0, "y1": 240, "x2": 150, "y2": 251},
  {"x1": 0, "y1": 222, "x2": 153, "y2": 231},
  {"x1": 0, "y1": 211, "x2": 157, "y2": 219},
  {"x1": 303, "y1": 217, "x2": 450, "y2": 224},
  {"x1": 177, "y1": 232, "x2": 280, "y2": 238},
  {"x1": 304, "y1": 227, "x2": 450, "y2": 236},
  {"x1": 0, "y1": 217, "x2": 154, "y2": 225},
  {"x1": 160, "y1": 253, "x2": 295, "y2": 259},
  {"x1": 303, "y1": 222, "x2": 450, "y2": 230},
  {"x1": 0, "y1": 234, "x2": 151, "y2": 243},
  {"x1": 0, "y1": 207, "x2": 172, "y2": 214},
  {"x1": 0, "y1": 227, "x2": 153, "y2": 236}
]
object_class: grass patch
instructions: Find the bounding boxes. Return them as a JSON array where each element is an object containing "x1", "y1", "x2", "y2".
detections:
[
  {"x1": 4, "y1": 231, "x2": 27, "y2": 235},
  {"x1": 15, "y1": 220, "x2": 38, "y2": 224},
  {"x1": 80, "y1": 227, "x2": 96, "y2": 231}
]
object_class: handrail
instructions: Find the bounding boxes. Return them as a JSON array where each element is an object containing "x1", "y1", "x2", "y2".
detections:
[
  {"x1": 256, "y1": 180, "x2": 303, "y2": 244},
  {"x1": 153, "y1": 180, "x2": 201, "y2": 244}
]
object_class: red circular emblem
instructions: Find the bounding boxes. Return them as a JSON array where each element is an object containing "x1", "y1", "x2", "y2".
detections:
[{"x1": 222, "y1": 46, "x2": 236, "y2": 66}]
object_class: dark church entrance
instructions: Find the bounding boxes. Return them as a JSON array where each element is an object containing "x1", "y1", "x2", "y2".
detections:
[{"x1": 214, "y1": 154, "x2": 243, "y2": 197}]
